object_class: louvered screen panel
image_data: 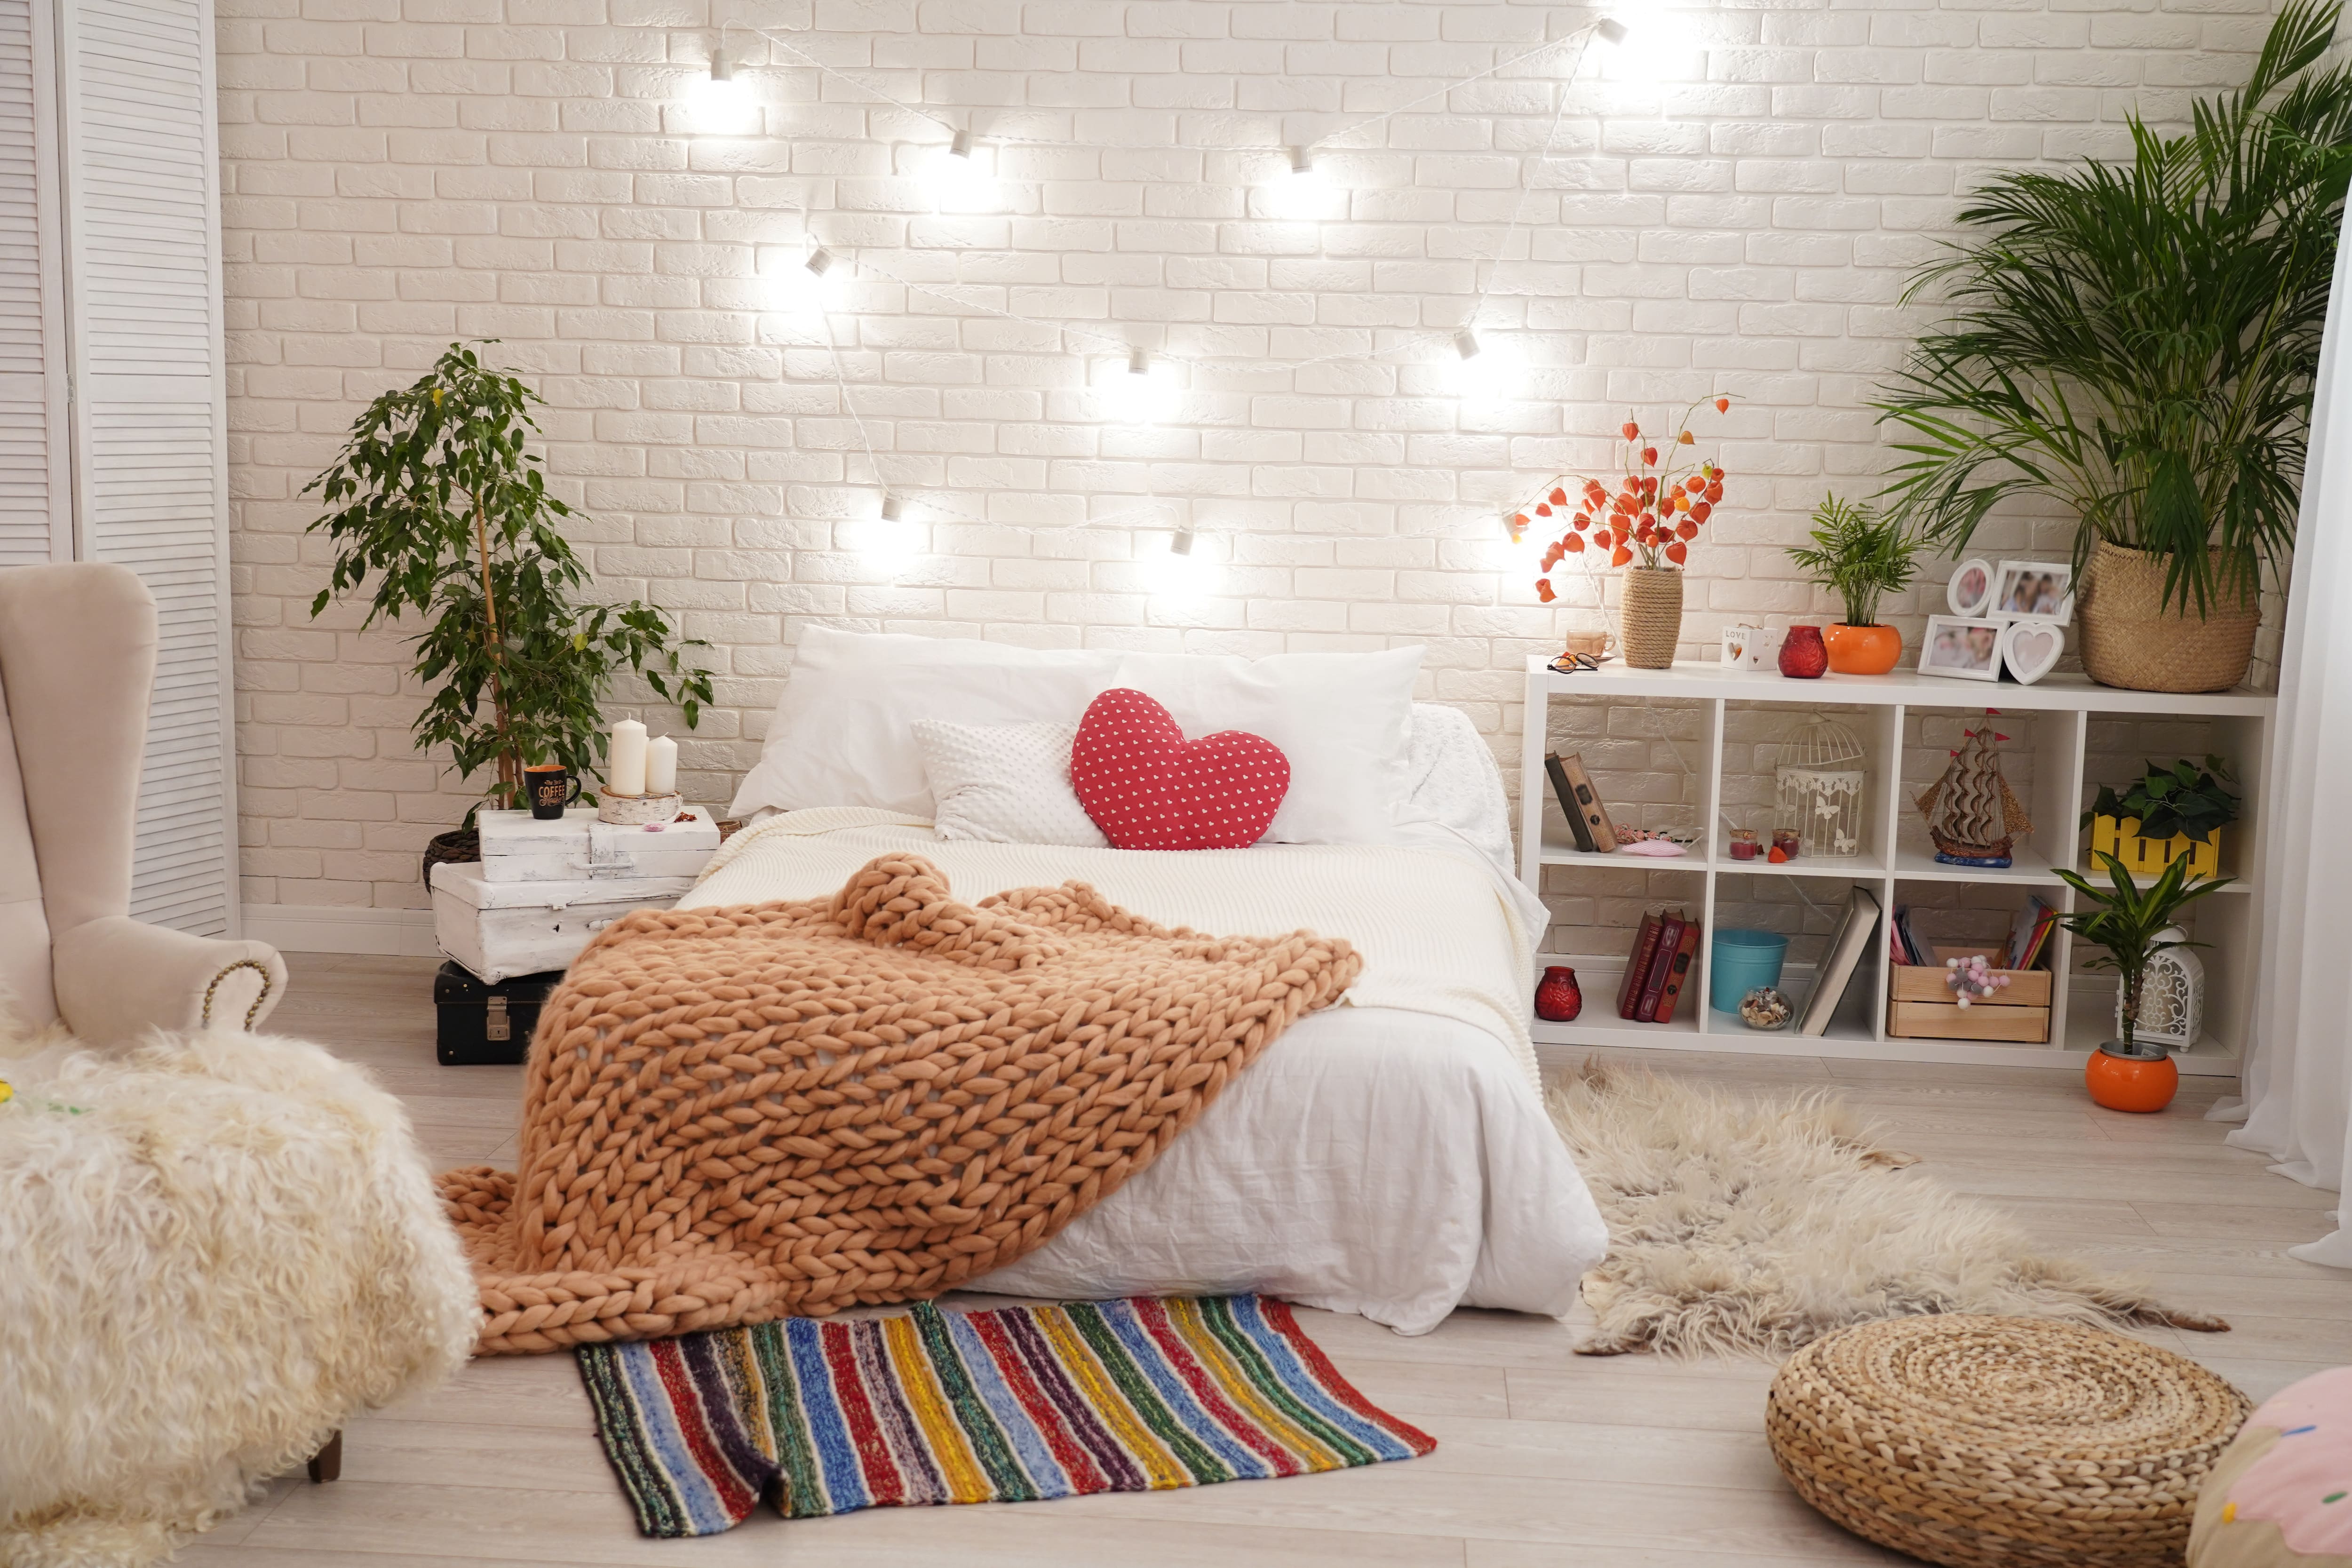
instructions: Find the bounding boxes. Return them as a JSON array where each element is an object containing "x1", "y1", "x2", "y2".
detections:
[
  {"x1": 0, "y1": 0, "x2": 65, "y2": 566},
  {"x1": 63, "y1": 0, "x2": 232, "y2": 934}
]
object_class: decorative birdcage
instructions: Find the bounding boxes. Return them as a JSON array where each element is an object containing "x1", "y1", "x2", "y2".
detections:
[
  {"x1": 2122, "y1": 926, "x2": 2205, "y2": 1051},
  {"x1": 1773, "y1": 713, "x2": 1866, "y2": 859}
]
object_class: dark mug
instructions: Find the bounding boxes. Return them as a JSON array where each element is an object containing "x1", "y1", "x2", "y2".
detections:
[{"x1": 524, "y1": 765, "x2": 580, "y2": 820}]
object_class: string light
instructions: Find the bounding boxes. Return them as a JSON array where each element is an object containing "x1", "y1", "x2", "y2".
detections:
[
  {"x1": 1153, "y1": 527, "x2": 1216, "y2": 598},
  {"x1": 704, "y1": 13, "x2": 1631, "y2": 553}
]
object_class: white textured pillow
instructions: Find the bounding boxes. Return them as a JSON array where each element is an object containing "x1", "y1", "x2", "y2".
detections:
[
  {"x1": 1108, "y1": 646, "x2": 1424, "y2": 844},
  {"x1": 914, "y1": 719, "x2": 1109, "y2": 848},
  {"x1": 728, "y1": 627, "x2": 1120, "y2": 819}
]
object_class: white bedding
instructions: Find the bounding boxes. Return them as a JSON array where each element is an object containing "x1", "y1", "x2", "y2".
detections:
[{"x1": 686, "y1": 807, "x2": 1605, "y2": 1334}]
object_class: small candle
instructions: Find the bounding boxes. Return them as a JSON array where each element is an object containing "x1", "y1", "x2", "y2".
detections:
[
  {"x1": 608, "y1": 718, "x2": 648, "y2": 797},
  {"x1": 645, "y1": 734, "x2": 677, "y2": 796},
  {"x1": 1772, "y1": 828, "x2": 1802, "y2": 859},
  {"x1": 1729, "y1": 829, "x2": 1759, "y2": 861}
]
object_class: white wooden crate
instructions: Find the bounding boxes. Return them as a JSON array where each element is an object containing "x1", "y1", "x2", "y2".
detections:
[
  {"x1": 476, "y1": 805, "x2": 722, "y2": 883},
  {"x1": 430, "y1": 860, "x2": 698, "y2": 984}
]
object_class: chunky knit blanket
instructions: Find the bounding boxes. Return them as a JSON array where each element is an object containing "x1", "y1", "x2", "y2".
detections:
[{"x1": 438, "y1": 854, "x2": 1360, "y2": 1354}]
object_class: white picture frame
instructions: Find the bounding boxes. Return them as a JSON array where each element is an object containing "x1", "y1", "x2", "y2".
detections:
[
  {"x1": 1919, "y1": 615, "x2": 2004, "y2": 681},
  {"x1": 1993, "y1": 559, "x2": 2075, "y2": 624},
  {"x1": 1998, "y1": 618, "x2": 2065, "y2": 685},
  {"x1": 1946, "y1": 557, "x2": 1995, "y2": 618}
]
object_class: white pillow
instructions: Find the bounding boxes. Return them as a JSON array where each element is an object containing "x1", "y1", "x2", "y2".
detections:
[
  {"x1": 913, "y1": 719, "x2": 1109, "y2": 849},
  {"x1": 728, "y1": 627, "x2": 1120, "y2": 819},
  {"x1": 1108, "y1": 646, "x2": 1424, "y2": 844}
]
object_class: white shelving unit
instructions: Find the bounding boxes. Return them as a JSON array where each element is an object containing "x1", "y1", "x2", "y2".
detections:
[{"x1": 1519, "y1": 659, "x2": 2274, "y2": 1074}]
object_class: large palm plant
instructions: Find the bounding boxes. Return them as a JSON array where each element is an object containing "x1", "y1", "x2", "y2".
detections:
[{"x1": 1877, "y1": 0, "x2": 2352, "y2": 612}]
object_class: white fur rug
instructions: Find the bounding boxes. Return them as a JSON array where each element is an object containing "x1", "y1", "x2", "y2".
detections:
[
  {"x1": 0, "y1": 1015, "x2": 477, "y2": 1568},
  {"x1": 1548, "y1": 1063, "x2": 2228, "y2": 1358}
]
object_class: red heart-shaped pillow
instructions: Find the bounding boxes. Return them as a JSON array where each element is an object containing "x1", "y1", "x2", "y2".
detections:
[{"x1": 1070, "y1": 688, "x2": 1290, "y2": 850}]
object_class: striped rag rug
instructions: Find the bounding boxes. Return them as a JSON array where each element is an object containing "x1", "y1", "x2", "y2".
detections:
[{"x1": 575, "y1": 1294, "x2": 1436, "y2": 1536}]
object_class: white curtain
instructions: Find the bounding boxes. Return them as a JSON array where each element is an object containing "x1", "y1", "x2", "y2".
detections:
[{"x1": 2212, "y1": 206, "x2": 2352, "y2": 1267}]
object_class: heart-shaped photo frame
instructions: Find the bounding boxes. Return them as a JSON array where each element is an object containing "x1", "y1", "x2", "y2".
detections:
[{"x1": 1999, "y1": 618, "x2": 2064, "y2": 685}]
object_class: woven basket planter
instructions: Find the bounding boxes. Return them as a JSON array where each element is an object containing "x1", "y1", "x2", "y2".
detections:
[
  {"x1": 1618, "y1": 566, "x2": 1684, "y2": 669},
  {"x1": 1766, "y1": 1316, "x2": 2249, "y2": 1568},
  {"x1": 2078, "y1": 542, "x2": 2259, "y2": 694}
]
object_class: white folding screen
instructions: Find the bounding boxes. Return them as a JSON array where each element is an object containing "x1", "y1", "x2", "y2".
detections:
[
  {"x1": 51, "y1": 0, "x2": 235, "y2": 935},
  {"x1": 0, "y1": 0, "x2": 67, "y2": 569}
]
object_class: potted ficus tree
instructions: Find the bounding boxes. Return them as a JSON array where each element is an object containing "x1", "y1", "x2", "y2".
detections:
[
  {"x1": 1786, "y1": 494, "x2": 1921, "y2": 675},
  {"x1": 1875, "y1": 0, "x2": 2352, "y2": 692},
  {"x1": 2052, "y1": 853, "x2": 2234, "y2": 1111},
  {"x1": 304, "y1": 342, "x2": 714, "y2": 873}
]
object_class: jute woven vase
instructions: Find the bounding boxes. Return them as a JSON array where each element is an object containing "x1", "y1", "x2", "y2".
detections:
[
  {"x1": 2077, "y1": 542, "x2": 2259, "y2": 694},
  {"x1": 1618, "y1": 566, "x2": 1684, "y2": 669},
  {"x1": 1766, "y1": 1315, "x2": 2249, "y2": 1568}
]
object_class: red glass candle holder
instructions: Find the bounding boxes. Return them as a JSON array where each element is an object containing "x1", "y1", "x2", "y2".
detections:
[
  {"x1": 1729, "y1": 830, "x2": 1759, "y2": 860},
  {"x1": 1779, "y1": 623, "x2": 1828, "y2": 679},
  {"x1": 1772, "y1": 828, "x2": 1802, "y2": 859}
]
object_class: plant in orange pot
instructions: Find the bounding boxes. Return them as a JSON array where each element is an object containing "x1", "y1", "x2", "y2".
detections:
[
  {"x1": 1521, "y1": 397, "x2": 1733, "y2": 669},
  {"x1": 1786, "y1": 493, "x2": 1920, "y2": 675},
  {"x1": 2053, "y1": 852, "x2": 2234, "y2": 1112}
]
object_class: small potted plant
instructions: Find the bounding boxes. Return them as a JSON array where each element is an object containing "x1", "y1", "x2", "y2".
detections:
[
  {"x1": 2052, "y1": 852, "x2": 2233, "y2": 1111},
  {"x1": 2082, "y1": 756, "x2": 2239, "y2": 881},
  {"x1": 1522, "y1": 397, "x2": 1733, "y2": 669},
  {"x1": 1785, "y1": 494, "x2": 1921, "y2": 675}
]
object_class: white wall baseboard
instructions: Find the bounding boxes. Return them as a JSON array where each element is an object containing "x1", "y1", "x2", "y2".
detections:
[{"x1": 245, "y1": 903, "x2": 439, "y2": 957}]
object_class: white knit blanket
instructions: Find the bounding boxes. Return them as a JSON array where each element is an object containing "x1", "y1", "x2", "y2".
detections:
[{"x1": 693, "y1": 808, "x2": 1542, "y2": 1092}]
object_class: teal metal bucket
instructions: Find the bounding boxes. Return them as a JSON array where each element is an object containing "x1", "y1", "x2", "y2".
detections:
[{"x1": 1709, "y1": 929, "x2": 1788, "y2": 1013}]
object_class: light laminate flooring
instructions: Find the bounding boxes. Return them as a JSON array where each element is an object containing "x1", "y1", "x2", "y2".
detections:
[{"x1": 186, "y1": 952, "x2": 2352, "y2": 1568}]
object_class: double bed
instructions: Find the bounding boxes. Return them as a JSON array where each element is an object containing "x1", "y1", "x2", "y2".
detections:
[{"x1": 703, "y1": 698, "x2": 1606, "y2": 1335}]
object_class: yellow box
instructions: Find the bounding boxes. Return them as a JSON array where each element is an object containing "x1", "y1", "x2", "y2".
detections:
[{"x1": 2088, "y1": 814, "x2": 2220, "y2": 880}]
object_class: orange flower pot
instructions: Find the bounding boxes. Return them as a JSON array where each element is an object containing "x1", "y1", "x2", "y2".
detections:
[
  {"x1": 2085, "y1": 1044, "x2": 2179, "y2": 1113},
  {"x1": 1824, "y1": 622, "x2": 1903, "y2": 676}
]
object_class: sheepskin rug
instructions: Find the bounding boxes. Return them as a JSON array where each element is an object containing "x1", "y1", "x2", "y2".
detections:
[
  {"x1": 1548, "y1": 1062, "x2": 2229, "y2": 1358},
  {"x1": 0, "y1": 1013, "x2": 478, "y2": 1568}
]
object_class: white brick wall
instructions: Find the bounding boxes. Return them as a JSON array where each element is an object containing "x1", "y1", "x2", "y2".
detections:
[{"x1": 219, "y1": 0, "x2": 2283, "y2": 912}]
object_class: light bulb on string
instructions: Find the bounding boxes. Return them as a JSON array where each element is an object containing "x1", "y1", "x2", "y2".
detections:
[
  {"x1": 1263, "y1": 143, "x2": 1339, "y2": 220},
  {"x1": 1449, "y1": 326, "x2": 1524, "y2": 403},
  {"x1": 923, "y1": 127, "x2": 1001, "y2": 212},
  {"x1": 852, "y1": 491, "x2": 926, "y2": 574},
  {"x1": 1103, "y1": 348, "x2": 1177, "y2": 424},
  {"x1": 762, "y1": 244, "x2": 836, "y2": 317},
  {"x1": 686, "y1": 56, "x2": 758, "y2": 136},
  {"x1": 1151, "y1": 527, "x2": 1216, "y2": 599}
]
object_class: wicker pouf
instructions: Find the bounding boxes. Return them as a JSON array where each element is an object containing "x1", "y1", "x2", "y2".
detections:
[{"x1": 1767, "y1": 1316, "x2": 2251, "y2": 1568}]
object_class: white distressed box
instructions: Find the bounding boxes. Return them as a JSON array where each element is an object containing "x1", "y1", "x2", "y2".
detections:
[
  {"x1": 430, "y1": 860, "x2": 699, "y2": 984},
  {"x1": 476, "y1": 805, "x2": 722, "y2": 883}
]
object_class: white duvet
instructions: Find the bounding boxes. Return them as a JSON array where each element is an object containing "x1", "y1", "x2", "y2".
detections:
[{"x1": 687, "y1": 807, "x2": 1606, "y2": 1335}]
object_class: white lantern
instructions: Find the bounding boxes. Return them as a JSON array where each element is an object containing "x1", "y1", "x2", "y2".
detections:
[
  {"x1": 1773, "y1": 713, "x2": 1866, "y2": 859},
  {"x1": 2122, "y1": 925, "x2": 2204, "y2": 1051}
]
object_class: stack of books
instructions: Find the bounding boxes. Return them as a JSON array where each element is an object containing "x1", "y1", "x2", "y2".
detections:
[{"x1": 1617, "y1": 908, "x2": 1701, "y2": 1024}]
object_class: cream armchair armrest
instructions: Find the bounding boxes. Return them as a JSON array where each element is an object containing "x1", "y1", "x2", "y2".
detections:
[{"x1": 52, "y1": 916, "x2": 288, "y2": 1046}]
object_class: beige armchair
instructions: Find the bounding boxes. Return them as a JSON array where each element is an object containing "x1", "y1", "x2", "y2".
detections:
[{"x1": 0, "y1": 561, "x2": 283, "y2": 1043}]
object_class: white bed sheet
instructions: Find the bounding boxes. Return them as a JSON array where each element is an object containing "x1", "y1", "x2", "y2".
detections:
[{"x1": 685, "y1": 809, "x2": 1605, "y2": 1336}]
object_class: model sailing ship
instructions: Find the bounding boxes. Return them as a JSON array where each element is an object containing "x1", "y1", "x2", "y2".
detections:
[{"x1": 1916, "y1": 719, "x2": 2032, "y2": 868}]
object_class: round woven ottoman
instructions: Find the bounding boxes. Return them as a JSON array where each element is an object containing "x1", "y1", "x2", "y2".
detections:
[{"x1": 1767, "y1": 1316, "x2": 2251, "y2": 1568}]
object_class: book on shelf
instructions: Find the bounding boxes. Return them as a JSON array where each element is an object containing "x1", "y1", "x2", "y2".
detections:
[
  {"x1": 1799, "y1": 887, "x2": 1881, "y2": 1037},
  {"x1": 1616, "y1": 910, "x2": 1664, "y2": 1019},
  {"x1": 1650, "y1": 918, "x2": 1702, "y2": 1025},
  {"x1": 1635, "y1": 911, "x2": 1688, "y2": 1022},
  {"x1": 1543, "y1": 752, "x2": 1597, "y2": 853},
  {"x1": 1553, "y1": 752, "x2": 1619, "y2": 853}
]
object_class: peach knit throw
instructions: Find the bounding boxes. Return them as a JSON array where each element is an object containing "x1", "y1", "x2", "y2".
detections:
[{"x1": 437, "y1": 854, "x2": 1360, "y2": 1354}]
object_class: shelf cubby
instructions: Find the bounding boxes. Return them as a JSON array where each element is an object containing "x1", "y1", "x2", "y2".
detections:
[{"x1": 1519, "y1": 659, "x2": 2275, "y2": 1074}]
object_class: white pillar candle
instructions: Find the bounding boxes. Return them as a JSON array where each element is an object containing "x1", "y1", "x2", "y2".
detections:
[
  {"x1": 645, "y1": 734, "x2": 678, "y2": 796},
  {"x1": 608, "y1": 718, "x2": 648, "y2": 797}
]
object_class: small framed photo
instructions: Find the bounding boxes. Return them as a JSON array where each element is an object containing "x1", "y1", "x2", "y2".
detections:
[
  {"x1": 1919, "y1": 615, "x2": 2004, "y2": 681},
  {"x1": 1946, "y1": 557, "x2": 1995, "y2": 618},
  {"x1": 1993, "y1": 559, "x2": 2074, "y2": 624}
]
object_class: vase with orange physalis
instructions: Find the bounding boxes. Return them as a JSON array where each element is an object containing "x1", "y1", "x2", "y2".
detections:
[{"x1": 1520, "y1": 397, "x2": 1734, "y2": 669}]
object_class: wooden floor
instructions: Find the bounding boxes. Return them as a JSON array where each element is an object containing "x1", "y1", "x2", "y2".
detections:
[{"x1": 187, "y1": 952, "x2": 2352, "y2": 1568}]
